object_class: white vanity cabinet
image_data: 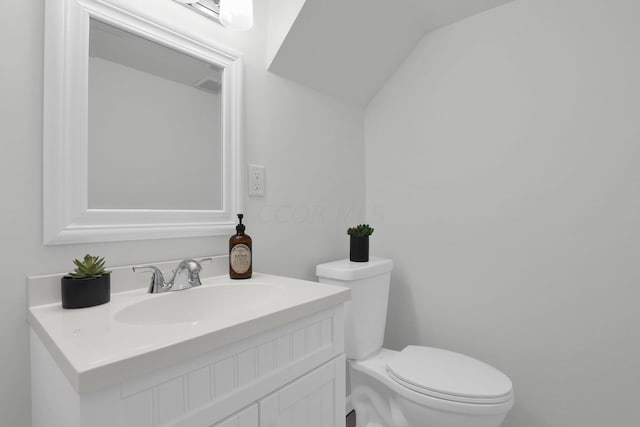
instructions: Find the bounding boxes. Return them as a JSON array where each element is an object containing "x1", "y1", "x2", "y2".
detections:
[{"x1": 31, "y1": 306, "x2": 346, "y2": 427}]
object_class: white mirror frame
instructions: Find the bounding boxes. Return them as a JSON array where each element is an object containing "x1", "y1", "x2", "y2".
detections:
[{"x1": 43, "y1": 0, "x2": 243, "y2": 245}]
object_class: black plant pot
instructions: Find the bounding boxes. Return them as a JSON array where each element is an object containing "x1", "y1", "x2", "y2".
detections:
[
  {"x1": 350, "y1": 235, "x2": 369, "y2": 262},
  {"x1": 61, "y1": 274, "x2": 111, "y2": 309}
]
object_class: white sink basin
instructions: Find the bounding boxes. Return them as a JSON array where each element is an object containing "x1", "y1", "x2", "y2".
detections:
[{"x1": 115, "y1": 283, "x2": 285, "y2": 325}]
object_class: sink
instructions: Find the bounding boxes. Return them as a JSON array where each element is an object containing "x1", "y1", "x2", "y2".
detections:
[{"x1": 115, "y1": 283, "x2": 285, "y2": 325}]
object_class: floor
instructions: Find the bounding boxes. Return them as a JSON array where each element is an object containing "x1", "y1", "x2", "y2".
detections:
[{"x1": 346, "y1": 410, "x2": 356, "y2": 427}]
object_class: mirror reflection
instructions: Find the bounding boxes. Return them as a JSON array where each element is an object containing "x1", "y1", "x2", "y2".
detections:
[{"x1": 88, "y1": 19, "x2": 223, "y2": 210}]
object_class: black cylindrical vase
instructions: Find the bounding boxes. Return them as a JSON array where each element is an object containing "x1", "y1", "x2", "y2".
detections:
[
  {"x1": 350, "y1": 235, "x2": 369, "y2": 262},
  {"x1": 61, "y1": 274, "x2": 111, "y2": 309}
]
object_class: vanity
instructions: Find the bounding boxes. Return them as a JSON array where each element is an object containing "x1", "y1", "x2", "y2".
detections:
[
  {"x1": 28, "y1": 256, "x2": 350, "y2": 427},
  {"x1": 35, "y1": 0, "x2": 351, "y2": 424}
]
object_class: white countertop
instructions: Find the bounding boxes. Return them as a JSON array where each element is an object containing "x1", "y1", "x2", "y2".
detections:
[{"x1": 28, "y1": 272, "x2": 350, "y2": 393}]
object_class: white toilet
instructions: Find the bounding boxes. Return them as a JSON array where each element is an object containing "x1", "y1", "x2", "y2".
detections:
[{"x1": 316, "y1": 257, "x2": 514, "y2": 427}]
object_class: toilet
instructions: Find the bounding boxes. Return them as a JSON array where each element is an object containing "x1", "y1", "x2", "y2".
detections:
[{"x1": 316, "y1": 257, "x2": 514, "y2": 427}]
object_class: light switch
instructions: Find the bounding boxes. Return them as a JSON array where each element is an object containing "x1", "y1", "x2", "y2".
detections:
[{"x1": 248, "y1": 164, "x2": 265, "y2": 196}]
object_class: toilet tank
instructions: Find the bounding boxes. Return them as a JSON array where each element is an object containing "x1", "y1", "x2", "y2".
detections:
[{"x1": 316, "y1": 258, "x2": 393, "y2": 360}]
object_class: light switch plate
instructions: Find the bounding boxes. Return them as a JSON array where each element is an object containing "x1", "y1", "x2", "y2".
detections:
[{"x1": 248, "y1": 164, "x2": 265, "y2": 196}]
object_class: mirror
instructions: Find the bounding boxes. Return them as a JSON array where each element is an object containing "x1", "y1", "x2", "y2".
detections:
[
  {"x1": 43, "y1": 0, "x2": 243, "y2": 244},
  {"x1": 88, "y1": 19, "x2": 223, "y2": 210}
]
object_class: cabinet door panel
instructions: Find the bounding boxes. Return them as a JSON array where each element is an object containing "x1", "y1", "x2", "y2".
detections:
[{"x1": 260, "y1": 356, "x2": 345, "y2": 427}]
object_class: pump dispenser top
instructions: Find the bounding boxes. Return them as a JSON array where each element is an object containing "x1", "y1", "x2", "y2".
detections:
[{"x1": 236, "y1": 214, "x2": 245, "y2": 234}]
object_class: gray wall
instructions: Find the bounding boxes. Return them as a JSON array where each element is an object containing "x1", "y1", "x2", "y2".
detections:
[
  {"x1": 0, "y1": 1, "x2": 364, "y2": 425},
  {"x1": 365, "y1": 0, "x2": 640, "y2": 425}
]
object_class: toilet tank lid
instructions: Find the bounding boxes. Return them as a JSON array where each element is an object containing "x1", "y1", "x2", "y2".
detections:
[{"x1": 316, "y1": 257, "x2": 393, "y2": 281}]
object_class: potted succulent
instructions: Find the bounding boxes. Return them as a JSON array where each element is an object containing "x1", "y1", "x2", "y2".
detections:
[
  {"x1": 347, "y1": 224, "x2": 374, "y2": 262},
  {"x1": 61, "y1": 254, "x2": 111, "y2": 309}
]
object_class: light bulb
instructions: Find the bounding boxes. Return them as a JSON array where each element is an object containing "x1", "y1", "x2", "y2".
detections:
[{"x1": 219, "y1": 0, "x2": 253, "y2": 30}]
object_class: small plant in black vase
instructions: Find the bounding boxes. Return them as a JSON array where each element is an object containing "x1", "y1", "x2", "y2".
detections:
[
  {"x1": 61, "y1": 254, "x2": 111, "y2": 309},
  {"x1": 347, "y1": 224, "x2": 374, "y2": 262}
]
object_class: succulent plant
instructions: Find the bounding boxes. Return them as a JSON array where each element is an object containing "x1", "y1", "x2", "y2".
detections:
[
  {"x1": 68, "y1": 254, "x2": 110, "y2": 279},
  {"x1": 347, "y1": 224, "x2": 374, "y2": 237}
]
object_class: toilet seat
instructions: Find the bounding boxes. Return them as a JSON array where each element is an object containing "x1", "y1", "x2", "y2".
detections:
[{"x1": 386, "y1": 346, "x2": 513, "y2": 404}]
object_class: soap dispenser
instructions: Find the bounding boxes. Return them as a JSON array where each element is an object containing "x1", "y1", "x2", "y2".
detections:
[{"x1": 229, "y1": 214, "x2": 252, "y2": 279}]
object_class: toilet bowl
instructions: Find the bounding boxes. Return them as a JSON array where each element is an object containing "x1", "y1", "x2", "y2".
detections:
[{"x1": 316, "y1": 258, "x2": 513, "y2": 427}]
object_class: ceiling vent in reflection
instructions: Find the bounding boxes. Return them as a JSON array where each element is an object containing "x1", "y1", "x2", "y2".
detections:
[{"x1": 194, "y1": 76, "x2": 221, "y2": 94}]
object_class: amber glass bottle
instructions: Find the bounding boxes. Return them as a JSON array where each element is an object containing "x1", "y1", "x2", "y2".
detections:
[{"x1": 229, "y1": 214, "x2": 252, "y2": 279}]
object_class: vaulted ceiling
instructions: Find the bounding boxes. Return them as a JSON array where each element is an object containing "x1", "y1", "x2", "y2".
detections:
[{"x1": 268, "y1": 0, "x2": 516, "y2": 106}]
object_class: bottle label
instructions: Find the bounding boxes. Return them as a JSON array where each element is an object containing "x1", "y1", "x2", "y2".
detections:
[{"x1": 230, "y1": 244, "x2": 251, "y2": 274}]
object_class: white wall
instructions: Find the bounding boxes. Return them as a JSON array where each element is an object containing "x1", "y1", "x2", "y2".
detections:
[
  {"x1": 365, "y1": 0, "x2": 640, "y2": 426},
  {"x1": 0, "y1": 1, "x2": 364, "y2": 425}
]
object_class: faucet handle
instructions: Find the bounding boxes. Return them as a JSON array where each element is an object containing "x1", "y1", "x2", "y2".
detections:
[
  {"x1": 177, "y1": 257, "x2": 212, "y2": 272},
  {"x1": 132, "y1": 265, "x2": 166, "y2": 293},
  {"x1": 176, "y1": 259, "x2": 201, "y2": 272},
  {"x1": 175, "y1": 258, "x2": 211, "y2": 288}
]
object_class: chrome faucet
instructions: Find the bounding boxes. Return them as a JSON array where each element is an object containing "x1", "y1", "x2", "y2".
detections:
[{"x1": 133, "y1": 258, "x2": 212, "y2": 293}]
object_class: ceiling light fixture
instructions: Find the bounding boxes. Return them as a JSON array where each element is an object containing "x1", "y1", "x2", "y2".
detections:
[
  {"x1": 219, "y1": 0, "x2": 253, "y2": 30},
  {"x1": 174, "y1": 0, "x2": 253, "y2": 31}
]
